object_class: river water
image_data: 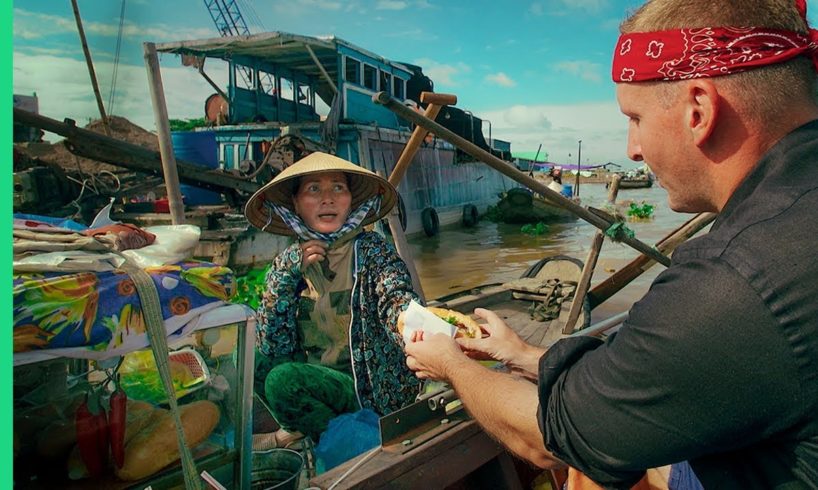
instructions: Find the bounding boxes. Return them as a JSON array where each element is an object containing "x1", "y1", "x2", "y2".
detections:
[{"x1": 405, "y1": 183, "x2": 706, "y2": 322}]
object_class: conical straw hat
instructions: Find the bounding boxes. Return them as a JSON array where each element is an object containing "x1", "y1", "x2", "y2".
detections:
[{"x1": 244, "y1": 152, "x2": 397, "y2": 236}]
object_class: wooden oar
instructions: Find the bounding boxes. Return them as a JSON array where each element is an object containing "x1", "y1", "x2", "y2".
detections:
[
  {"x1": 385, "y1": 92, "x2": 458, "y2": 303},
  {"x1": 587, "y1": 212, "x2": 717, "y2": 309},
  {"x1": 372, "y1": 91, "x2": 672, "y2": 267},
  {"x1": 389, "y1": 92, "x2": 457, "y2": 187}
]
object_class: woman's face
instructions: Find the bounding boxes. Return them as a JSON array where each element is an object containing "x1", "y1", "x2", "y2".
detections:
[{"x1": 292, "y1": 171, "x2": 352, "y2": 233}]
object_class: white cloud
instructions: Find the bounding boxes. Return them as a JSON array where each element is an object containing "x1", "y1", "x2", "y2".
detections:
[
  {"x1": 384, "y1": 29, "x2": 439, "y2": 41},
  {"x1": 14, "y1": 50, "x2": 227, "y2": 141},
  {"x1": 555, "y1": 0, "x2": 608, "y2": 13},
  {"x1": 485, "y1": 39, "x2": 518, "y2": 52},
  {"x1": 376, "y1": 1, "x2": 408, "y2": 10},
  {"x1": 502, "y1": 106, "x2": 552, "y2": 129},
  {"x1": 13, "y1": 8, "x2": 216, "y2": 42},
  {"x1": 529, "y1": 3, "x2": 544, "y2": 16},
  {"x1": 272, "y1": 0, "x2": 344, "y2": 16},
  {"x1": 475, "y1": 101, "x2": 631, "y2": 166},
  {"x1": 554, "y1": 60, "x2": 603, "y2": 83},
  {"x1": 412, "y1": 58, "x2": 471, "y2": 87},
  {"x1": 485, "y1": 72, "x2": 516, "y2": 87}
]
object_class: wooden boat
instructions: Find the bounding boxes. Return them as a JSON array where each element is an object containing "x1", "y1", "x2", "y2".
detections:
[
  {"x1": 494, "y1": 187, "x2": 579, "y2": 224},
  {"x1": 152, "y1": 31, "x2": 517, "y2": 237},
  {"x1": 609, "y1": 174, "x2": 653, "y2": 189},
  {"x1": 308, "y1": 255, "x2": 591, "y2": 489}
]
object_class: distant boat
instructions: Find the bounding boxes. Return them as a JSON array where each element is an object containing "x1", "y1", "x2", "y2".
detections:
[
  {"x1": 494, "y1": 187, "x2": 578, "y2": 224},
  {"x1": 608, "y1": 173, "x2": 653, "y2": 189}
]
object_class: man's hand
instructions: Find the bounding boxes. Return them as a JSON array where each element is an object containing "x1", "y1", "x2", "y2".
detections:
[
  {"x1": 405, "y1": 331, "x2": 468, "y2": 381},
  {"x1": 458, "y1": 308, "x2": 544, "y2": 378},
  {"x1": 300, "y1": 240, "x2": 327, "y2": 271}
]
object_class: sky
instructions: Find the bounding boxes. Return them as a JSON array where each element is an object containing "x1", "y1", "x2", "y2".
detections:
[{"x1": 12, "y1": 0, "x2": 818, "y2": 168}]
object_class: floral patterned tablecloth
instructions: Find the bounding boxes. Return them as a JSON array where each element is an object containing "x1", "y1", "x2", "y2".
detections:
[{"x1": 13, "y1": 260, "x2": 236, "y2": 358}]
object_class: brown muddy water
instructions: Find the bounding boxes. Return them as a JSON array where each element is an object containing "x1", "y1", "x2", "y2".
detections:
[{"x1": 406, "y1": 183, "x2": 707, "y2": 323}]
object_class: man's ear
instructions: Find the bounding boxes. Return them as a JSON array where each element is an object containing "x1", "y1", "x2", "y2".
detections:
[{"x1": 686, "y1": 79, "x2": 719, "y2": 147}]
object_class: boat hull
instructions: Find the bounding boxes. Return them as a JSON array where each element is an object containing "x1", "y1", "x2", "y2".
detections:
[
  {"x1": 213, "y1": 123, "x2": 517, "y2": 236},
  {"x1": 610, "y1": 178, "x2": 653, "y2": 189},
  {"x1": 495, "y1": 188, "x2": 578, "y2": 224}
]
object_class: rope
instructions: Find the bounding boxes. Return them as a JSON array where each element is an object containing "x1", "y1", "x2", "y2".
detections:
[
  {"x1": 108, "y1": 0, "x2": 126, "y2": 114},
  {"x1": 605, "y1": 221, "x2": 635, "y2": 242},
  {"x1": 121, "y1": 261, "x2": 203, "y2": 490}
]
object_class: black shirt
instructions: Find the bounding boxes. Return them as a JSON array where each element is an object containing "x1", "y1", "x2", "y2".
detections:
[{"x1": 537, "y1": 120, "x2": 818, "y2": 489}]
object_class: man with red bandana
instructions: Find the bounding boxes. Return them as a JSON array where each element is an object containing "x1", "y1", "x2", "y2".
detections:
[{"x1": 404, "y1": 0, "x2": 818, "y2": 488}]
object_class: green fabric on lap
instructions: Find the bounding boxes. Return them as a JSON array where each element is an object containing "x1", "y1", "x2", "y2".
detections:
[{"x1": 263, "y1": 361, "x2": 358, "y2": 440}]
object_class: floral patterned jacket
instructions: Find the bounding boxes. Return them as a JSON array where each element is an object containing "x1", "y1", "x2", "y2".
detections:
[{"x1": 255, "y1": 231, "x2": 422, "y2": 416}]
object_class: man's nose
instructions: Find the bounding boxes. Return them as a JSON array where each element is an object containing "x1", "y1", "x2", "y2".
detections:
[{"x1": 627, "y1": 132, "x2": 643, "y2": 162}]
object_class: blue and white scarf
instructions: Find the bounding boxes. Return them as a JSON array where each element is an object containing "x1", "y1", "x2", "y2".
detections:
[{"x1": 265, "y1": 195, "x2": 381, "y2": 245}]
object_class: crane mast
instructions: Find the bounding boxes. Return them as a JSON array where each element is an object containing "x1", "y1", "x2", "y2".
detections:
[
  {"x1": 203, "y1": 0, "x2": 250, "y2": 36},
  {"x1": 202, "y1": 0, "x2": 253, "y2": 87}
]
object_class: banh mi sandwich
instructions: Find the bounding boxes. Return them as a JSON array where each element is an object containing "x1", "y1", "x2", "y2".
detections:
[{"x1": 398, "y1": 306, "x2": 482, "y2": 338}]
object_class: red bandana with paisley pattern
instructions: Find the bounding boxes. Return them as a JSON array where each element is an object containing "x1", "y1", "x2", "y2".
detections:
[{"x1": 612, "y1": 1, "x2": 818, "y2": 82}]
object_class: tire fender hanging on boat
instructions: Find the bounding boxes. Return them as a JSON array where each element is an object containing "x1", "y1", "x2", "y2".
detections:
[
  {"x1": 421, "y1": 207, "x2": 439, "y2": 237},
  {"x1": 506, "y1": 187, "x2": 533, "y2": 207},
  {"x1": 462, "y1": 204, "x2": 479, "y2": 227}
]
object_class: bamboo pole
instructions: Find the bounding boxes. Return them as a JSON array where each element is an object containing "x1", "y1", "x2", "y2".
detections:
[
  {"x1": 588, "y1": 212, "x2": 717, "y2": 308},
  {"x1": 143, "y1": 42, "x2": 185, "y2": 225},
  {"x1": 383, "y1": 92, "x2": 458, "y2": 302},
  {"x1": 372, "y1": 91, "x2": 671, "y2": 267},
  {"x1": 70, "y1": 0, "x2": 110, "y2": 137},
  {"x1": 563, "y1": 174, "x2": 621, "y2": 334}
]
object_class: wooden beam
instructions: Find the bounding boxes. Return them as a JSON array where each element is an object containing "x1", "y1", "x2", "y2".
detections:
[
  {"x1": 143, "y1": 42, "x2": 185, "y2": 224},
  {"x1": 14, "y1": 108, "x2": 259, "y2": 194},
  {"x1": 304, "y1": 44, "x2": 339, "y2": 95}
]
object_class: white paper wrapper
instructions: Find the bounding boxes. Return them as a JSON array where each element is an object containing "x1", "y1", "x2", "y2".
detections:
[{"x1": 402, "y1": 300, "x2": 456, "y2": 343}]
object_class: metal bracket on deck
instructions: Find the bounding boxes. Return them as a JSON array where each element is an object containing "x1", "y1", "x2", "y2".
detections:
[{"x1": 379, "y1": 387, "x2": 468, "y2": 454}]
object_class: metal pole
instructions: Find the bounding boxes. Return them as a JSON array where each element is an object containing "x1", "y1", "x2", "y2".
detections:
[
  {"x1": 372, "y1": 91, "x2": 671, "y2": 267},
  {"x1": 575, "y1": 140, "x2": 581, "y2": 197},
  {"x1": 143, "y1": 42, "x2": 186, "y2": 224},
  {"x1": 70, "y1": 0, "x2": 111, "y2": 136}
]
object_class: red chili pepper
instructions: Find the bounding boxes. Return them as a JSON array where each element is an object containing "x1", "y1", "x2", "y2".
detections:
[
  {"x1": 93, "y1": 395, "x2": 109, "y2": 472},
  {"x1": 109, "y1": 385, "x2": 127, "y2": 469},
  {"x1": 75, "y1": 393, "x2": 107, "y2": 477}
]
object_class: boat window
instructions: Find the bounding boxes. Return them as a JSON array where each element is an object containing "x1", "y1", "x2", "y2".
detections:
[
  {"x1": 234, "y1": 64, "x2": 255, "y2": 90},
  {"x1": 224, "y1": 144, "x2": 235, "y2": 169},
  {"x1": 345, "y1": 57, "x2": 360, "y2": 85},
  {"x1": 393, "y1": 77, "x2": 405, "y2": 100},
  {"x1": 295, "y1": 81, "x2": 309, "y2": 103},
  {"x1": 280, "y1": 77, "x2": 294, "y2": 101},
  {"x1": 363, "y1": 64, "x2": 377, "y2": 90},
  {"x1": 380, "y1": 71, "x2": 392, "y2": 95},
  {"x1": 258, "y1": 69, "x2": 277, "y2": 96}
]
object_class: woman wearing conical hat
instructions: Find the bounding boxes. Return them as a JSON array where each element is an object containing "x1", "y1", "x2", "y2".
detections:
[{"x1": 245, "y1": 152, "x2": 422, "y2": 444}]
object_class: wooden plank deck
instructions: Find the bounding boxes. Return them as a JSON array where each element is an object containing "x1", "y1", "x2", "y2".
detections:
[{"x1": 309, "y1": 419, "x2": 523, "y2": 490}]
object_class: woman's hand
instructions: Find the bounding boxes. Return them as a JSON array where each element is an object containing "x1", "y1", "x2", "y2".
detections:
[{"x1": 300, "y1": 240, "x2": 328, "y2": 272}]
